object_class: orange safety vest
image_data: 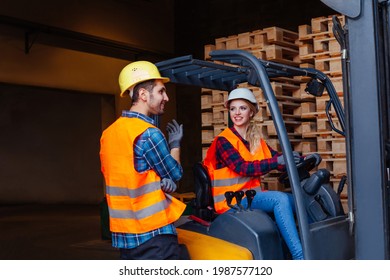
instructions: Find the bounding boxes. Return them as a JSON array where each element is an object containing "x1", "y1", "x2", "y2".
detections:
[
  {"x1": 100, "y1": 117, "x2": 186, "y2": 234},
  {"x1": 203, "y1": 128, "x2": 272, "y2": 213}
]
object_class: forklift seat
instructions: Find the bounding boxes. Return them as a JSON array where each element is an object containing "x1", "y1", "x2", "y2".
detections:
[
  {"x1": 192, "y1": 162, "x2": 217, "y2": 221},
  {"x1": 301, "y1": 169, "x2": 345, "y2": 222}
]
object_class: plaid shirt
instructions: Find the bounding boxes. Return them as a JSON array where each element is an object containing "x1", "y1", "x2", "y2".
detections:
[
  {"x1": 111, "y1": 111, "x2": 182, "y2": 249},
  {"x1": 215, "y1": 127, "x2": 286, "y2": 175}
]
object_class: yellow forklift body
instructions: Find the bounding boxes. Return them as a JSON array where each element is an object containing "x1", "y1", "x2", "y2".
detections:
[{"x1": 177, "y1": 228, "x2": 253, "y2": 260}]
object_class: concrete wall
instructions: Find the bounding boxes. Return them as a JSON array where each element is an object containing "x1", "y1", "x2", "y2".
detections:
[
  {"x1": 0, "y1": 0, "x2": 174, "y2": 104},
  {"x1": 0, "y1": 0, "x2": 175, "y2": 204}
]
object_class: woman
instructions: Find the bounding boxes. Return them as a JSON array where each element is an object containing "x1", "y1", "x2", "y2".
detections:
[{"x1": 203, "y1": 87, "x2": 304, "y2": 260}]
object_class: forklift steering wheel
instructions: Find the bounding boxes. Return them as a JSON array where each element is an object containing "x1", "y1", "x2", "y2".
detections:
[{"x1": 278, "y1": 155, "x2": 318, "y2": 186}]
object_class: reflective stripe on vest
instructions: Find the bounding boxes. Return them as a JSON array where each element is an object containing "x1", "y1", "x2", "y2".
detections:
[
  {"x1": 100, "y1": 117, "x2": 186, "y2": 233},
  {"x1": 203, "y1": 128, "x2": 272, "y2": 213}
]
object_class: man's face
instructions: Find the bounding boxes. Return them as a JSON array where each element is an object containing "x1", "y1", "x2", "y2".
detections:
[{"x1": 146, "y1": 80, "x2": 169, "y2": 115}]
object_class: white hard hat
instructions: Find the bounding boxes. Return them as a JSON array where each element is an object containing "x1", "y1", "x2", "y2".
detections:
[{"x1": 225, "y1": 88, "x2": 259, "y2": 113}]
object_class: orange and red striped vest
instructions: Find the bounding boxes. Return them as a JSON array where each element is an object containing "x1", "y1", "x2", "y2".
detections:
[{"x1": 203, "y1": 128, "x2": 272, "y2": 213}]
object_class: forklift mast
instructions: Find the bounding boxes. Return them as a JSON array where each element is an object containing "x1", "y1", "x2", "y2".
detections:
[{"x1": 322, "y1": 0, "x2": 390, "y2": 259}]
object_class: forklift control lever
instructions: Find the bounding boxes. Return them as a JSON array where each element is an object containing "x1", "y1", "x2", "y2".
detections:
[
  {"x1": 245, "y1": 190, "x2": 257, "y2": 210},
  {"x1": 234, "y1": 191, "x2": 245, "y2": 211},
  {"x1": 225, "y1": 191, "x2": 240, "y2": 211}
]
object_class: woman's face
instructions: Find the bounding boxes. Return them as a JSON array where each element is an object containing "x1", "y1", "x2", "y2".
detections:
[{"x1": 229, "y1": 99, "x2": 254, "y2": 128}]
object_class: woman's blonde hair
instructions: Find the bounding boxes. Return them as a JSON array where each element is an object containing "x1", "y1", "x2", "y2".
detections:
[{"x1": 244, "y1": 101, "x2": 262, "y2": 154}]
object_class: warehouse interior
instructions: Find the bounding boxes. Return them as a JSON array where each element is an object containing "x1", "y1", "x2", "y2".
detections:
[{"x1": 0, "y1": 0, "x2": 336, "y2": 259}]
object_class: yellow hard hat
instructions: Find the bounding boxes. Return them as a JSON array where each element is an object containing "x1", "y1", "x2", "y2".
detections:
[{"x1": 118, "y1": 61, "x2": 170, "y2": 97}]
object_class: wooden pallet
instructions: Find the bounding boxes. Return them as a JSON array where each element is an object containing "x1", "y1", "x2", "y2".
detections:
[
  {"x1": 213, "y1": 124, "x2": 226, "y2": 138},
  {"x1": 299, "y1": 140, "x2": 318, "y2": 154},
  {"x1": 270, "y1": 81, "x2": 302, "y2": 101},
  {"x1": 261, "y1": 171, "x2": 284, "y2": 191},
  {"x1": 317, "y1": 136, "x2": 346, "y2": 155},
  {"x1": 266, "y1": 138, "x2": 315, "y2": 154},
  {"x1": 263, "y1": 45, "x2": 301, "y2": 66},
  {"x1": 201, "y1": 89, "x2": 212, "y2": 110},
  {"x1": 298, "y1": 102, "x2": 316, "y2": 118},
  {"x1": 316, "y1": 96, "x2": 344, "y2": 112},
  {"x1": 202, "y1": 112, "x2": 213, "y2": 126},
  {"x1": 301, "y1": 117, "x2": 344, "y2": 138},
  {"x1": 264, "y1": 100, "x2": 302, "y2": 120},
  {"x1": 301, "y1": 128, "x2": 342, "y2": 138},
  {"x1": 212, "y1": 105, "x2": 228, "y2": 125},
  {"x1": 316, "y1": 117, "x2": 343, "y2": 132},
  {"x1": 329, "y1": 76, "x2": 344, "y2": 94},
  {"x1": 299, "y1": 43, "x2": 314, "y2": 58},
  {"x1": 201, "y1": 129, "x2": 214, "y2": 144},
  {"x1": 246, "y1": 48, "x2": 267, "y2": 60},
  {"x1": 215, "y1": 27, "x2": 299, "y2": 50},
  {"x1": 262, "y1": 179, "x2": 284, "y2": 191},
  {"x1": 300, "y1": 44, "x2": 341, "y2": 63},
  {"x1": 301, "y1": 121, "x2": 318, "y2": 138},
  {"x1": 263, "y1": 27, "x2": 299, "y2": 49},
  {"x1": 312, "y1": 15, "x2": 345, "y2": 35},
  {"x1": 202, "y1": 123, "x2": 230, "y2": 145},
  {"x1": 215, "y1": 35, "x2": 240, "y2": 50},
  {"x1": 315, "y1": 56, "x2": 342, "y2": 76},
  {"x1": 211, "y1": 90, "x2": 228, "y2": 105},
  {"x1": 314, "y1": 37, "x2": 341, "y2": 55},
  {"x1": 298, "y1": 15, "x2": 345, "y2": 40},
  {"x1": 204, "y1": 44, "x2": 216, "y2": 60},
  {"x1": 253, "y1": 107, "x2": 269, "y2": 122},
  {"x1": 261, "y1": 120, "x2": 303, "y2": 138},
  {"x1": 237, "y1": 30, "x2": 267, "y2": 49},
  {"x1": 300, "y1": 99, "x2": 344, "y2": 120},
  {"x1": 298, "y1": 14, "x2": 345, "y2": 64},
  {"x1": 318, "y1": 157, "x2": 347, "y2": 179}
]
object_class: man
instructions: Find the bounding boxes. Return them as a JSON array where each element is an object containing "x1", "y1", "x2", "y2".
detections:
[{"x1": 100, "y1": 61, "x2": 187, "y2": 260}]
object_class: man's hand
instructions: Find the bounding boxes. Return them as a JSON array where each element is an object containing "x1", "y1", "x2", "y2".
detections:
[
  {"x1": 166, "y1": 119, "x2": 183, "y2": 149},
  {"x1": 277, "y1": 151, "x2": 301, "y2": 165},
  {"x1": 161, "y1": 178, "x2": 177, "y2": 193}
]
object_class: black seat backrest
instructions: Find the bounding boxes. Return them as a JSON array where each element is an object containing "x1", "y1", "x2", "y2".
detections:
[
  {"x1": 302, "y1": 169, "x2": 345, "y2": 222},
  {"x1": 192, "y1": 162, "x2": 217, "y2": 221}
]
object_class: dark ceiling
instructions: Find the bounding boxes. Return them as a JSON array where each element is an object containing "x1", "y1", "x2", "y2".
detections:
[
  {"x1": 174, "y1": 0, "x2": 335, "y2": 58},
  {"x1": 0, "y1": 0, "x2": 335, "y2": 62}
]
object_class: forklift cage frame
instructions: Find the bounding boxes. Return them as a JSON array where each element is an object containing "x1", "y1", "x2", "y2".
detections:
[{"x1": 156, "y1": 49, "x2": 353, "y2": 259}]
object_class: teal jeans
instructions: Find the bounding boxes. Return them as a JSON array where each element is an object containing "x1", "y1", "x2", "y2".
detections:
[{"x1": 236, "y1": 191, "x2": 304, "y2": 260}]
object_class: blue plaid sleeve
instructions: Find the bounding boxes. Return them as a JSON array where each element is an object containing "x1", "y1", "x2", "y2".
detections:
[{"x1": 136, "y1": 127, "x2": 183, "y2": 182}]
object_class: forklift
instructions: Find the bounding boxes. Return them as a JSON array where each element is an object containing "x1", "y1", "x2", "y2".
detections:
[
  {"x1": 155, "y1": 0, "x2": 390, "y2": 260},
  {"x1": 157, "y1": 49, "x2": 352, "y2": 260}
]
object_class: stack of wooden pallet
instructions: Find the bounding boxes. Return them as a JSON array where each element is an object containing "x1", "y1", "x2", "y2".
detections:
[
  {"x1": 202, "y1": 26, "x2": 305, "y2": 191},
  {"x1": 298, "y1": 15, "x2": 347, "y2": 200},
  {"x1": 201, "y1": 15, "x2": 348, "y2": 209}
]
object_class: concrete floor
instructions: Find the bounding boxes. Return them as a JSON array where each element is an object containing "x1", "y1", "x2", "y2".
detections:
[{"x1": 0, "y1": 204, "x2": 118, "y2": 260}]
